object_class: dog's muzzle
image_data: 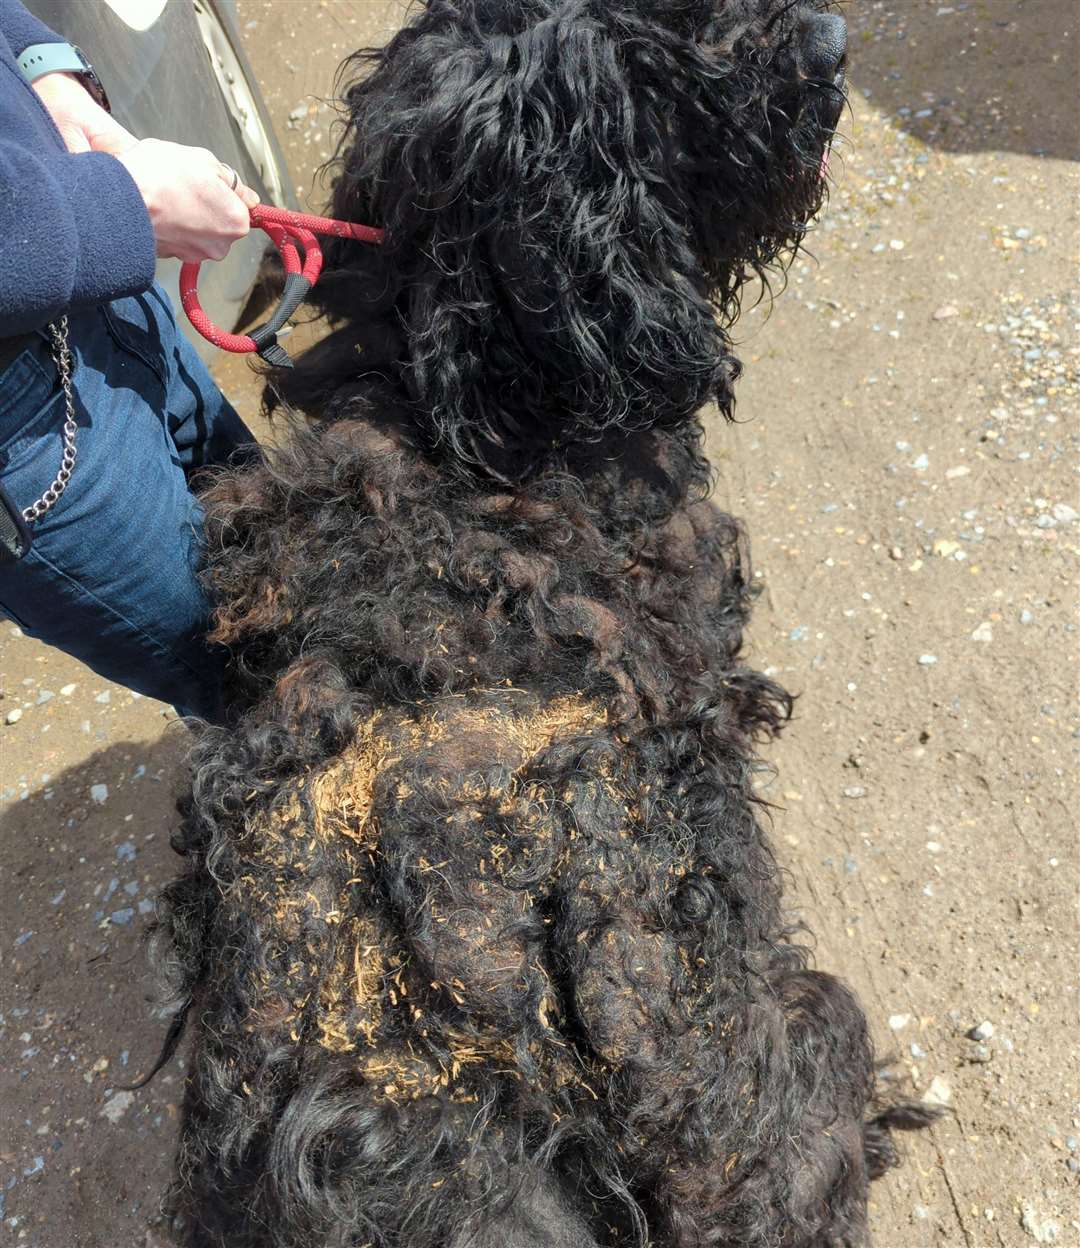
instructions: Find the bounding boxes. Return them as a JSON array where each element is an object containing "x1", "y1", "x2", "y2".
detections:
[
  {"x1": 799, "y1": 11, "x2": 848, "y2": 85},
  {"x1": 798, "y1": 11, "x2": 847, "y2": 143}
]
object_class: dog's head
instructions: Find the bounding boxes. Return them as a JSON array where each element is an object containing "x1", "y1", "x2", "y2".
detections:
[{"x1": 311, "y1": 0, "x2": 847, "y2": 479}]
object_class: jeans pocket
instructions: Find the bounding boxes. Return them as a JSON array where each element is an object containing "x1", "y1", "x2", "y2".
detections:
[
  {"x1": 101, "y1": 291, "x2": 172, "y2": 389},
  {"x1": 0, "y1": 343, "x2": 60, "y2": 462}
]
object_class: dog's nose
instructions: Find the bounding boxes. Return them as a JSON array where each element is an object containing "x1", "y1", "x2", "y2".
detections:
[{"x1": 799, "y1": 11, "x2": 848, "y2": 82}]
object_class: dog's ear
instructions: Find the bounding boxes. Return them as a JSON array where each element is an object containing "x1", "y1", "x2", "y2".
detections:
[{"x1": 319, "y1": 1, "x2": 741, "y2": 480}]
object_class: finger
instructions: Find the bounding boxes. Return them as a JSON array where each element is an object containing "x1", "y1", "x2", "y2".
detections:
[
  {"x1": 199, "y1": 177, "x2": 251, "y2": 233},
  {"x1": 236, "y1": 182, "x2": 260, "y2": 211},
  {"x1": 220, "y1": 196, "x2": 252, "y2": 237},
  {"x1": 215, "y1": 162, "x2": 258, "y2": 213},
  {"x1": 216, "y1": 162, "x2": 241, "y2": 192}
]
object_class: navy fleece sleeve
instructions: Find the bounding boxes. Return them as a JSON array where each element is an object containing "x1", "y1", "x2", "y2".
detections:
[
  {"x1": 0, "y1": 0, "x2": 61, "y2": 56},
  {"x1": 0, "y1": 140, "x2": 158, "y2": 334},
  {"x1": 0, "y1": 56, "x2": 156, "y2": 334}
]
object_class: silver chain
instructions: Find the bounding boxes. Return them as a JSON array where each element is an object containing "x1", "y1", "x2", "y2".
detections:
[{"x1": 22, "y1": 316, "x2": 77, "y2": 524}]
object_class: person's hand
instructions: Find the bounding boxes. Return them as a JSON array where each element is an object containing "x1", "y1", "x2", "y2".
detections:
[
  {"x1": 33, "y1": 70, "x2": 136, "y2": 156},
  {"x1": 117, "y1": 139, "x2": 259, "y2": 263},
  {"x1": 33, "y1": 72, "x2": 259, "y2": 264}
]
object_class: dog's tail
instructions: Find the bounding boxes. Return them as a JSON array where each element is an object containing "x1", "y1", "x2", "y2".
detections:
[{"x1": 864, "y1": 1101, "x2": 945, "y2": 1179}]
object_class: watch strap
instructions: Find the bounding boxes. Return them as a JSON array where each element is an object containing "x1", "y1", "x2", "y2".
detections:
[
  {"x1": 17, "y1": 42, "x2": 110, "y2": 111},
  {"x1": 18, "y1": 41, "x2": 85, "y2": 82}
]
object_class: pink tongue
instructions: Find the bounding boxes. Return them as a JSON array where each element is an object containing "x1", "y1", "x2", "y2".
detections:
[{"x1": 820, "y1": 146, "x2": 832, "y2": 181}]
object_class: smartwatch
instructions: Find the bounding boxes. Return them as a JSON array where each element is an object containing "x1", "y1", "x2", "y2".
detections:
[{"x1": 17, "y1": 42, "x2": 111, "y2": 112}]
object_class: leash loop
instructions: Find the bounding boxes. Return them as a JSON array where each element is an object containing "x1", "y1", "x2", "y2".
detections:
[{"x1": 179, "y1": 205, "x2": 383, "y2": 367}]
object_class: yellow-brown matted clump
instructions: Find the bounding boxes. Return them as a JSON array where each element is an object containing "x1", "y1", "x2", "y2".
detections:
[
  {"x1": 237, "y1": 690, "x2": 611, "y2": 1096},
  {"x1": 309, "y1": 690, "x2": 606, "y2": 845}
]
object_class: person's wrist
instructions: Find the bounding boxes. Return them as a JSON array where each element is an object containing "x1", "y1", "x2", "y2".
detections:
[
  {"x1": 33, "y1": 69, "x2": 91, "y2": 103},
  {"x1": 19, "y1": 42, "x2": 110, "y2": 111}
]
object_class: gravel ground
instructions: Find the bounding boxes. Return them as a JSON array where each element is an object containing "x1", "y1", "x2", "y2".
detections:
[{"x1": 1, "y1": 2, "x2": 1077, "y2": 1244}]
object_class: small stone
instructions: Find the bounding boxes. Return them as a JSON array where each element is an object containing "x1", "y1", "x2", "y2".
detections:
[
  {"x1": 789, "y1": 625, "x2": 810, "y2": 641},
  {"x1": 1020, "y1": 1202, "x2": 1061, "y2": 1243},
  {"x1": 889, "y1": 546, "x2": 903, "y2": 560},
  {"x1": 14, "y1": 929, "x2": 34, "y2": 947},
  {"x1": 109, "y1": 907, "x2": 135, "y2": 926},
  {"x1": 967, "y1": 1043, "x2": 992, "y2": 1063},
  {"x1": 1020, "y1": 610, "x2": 1035, "y2": 625},
  {"x1": 971, "y1": 621, "x2": 994, "y2": 643},
  {"x1": 94, "y1": 691, "x2": 110, "y2": 704},
  {"x1": 115, "y1": 840, "x2": 136, "y2": 862},
  {"x1": 933, "y1": 305, "x2": 959, "y2": 320},
  {"x1": 918, "y1": 654, "x2": 938, "y2": 666},
  {"x1": 888, "y1": 1014, "x2": 912, "y2": 1032},
  {"x1": 90, "y1": 784, "x2": 109, "y2": 805},
  {"x1": 933, "y1": 539, "x2": 960, "y2": 557},
  {"x1": 968, "y1": 1021, "x2": 995, "y2": 1041},
  {"x1": 100, "y1": 1090, "x2": 135, "y2": 1124},
  {"x1": 138, "y1": 898, "x2": 155, "y2": 916},
  {"x1": 945, "y1": 466, "x2": 970, "y2": 479},
  {"x1": 843, "y1": 786, "x2": 867, "y2": 799},
  {"x1": 36, "y1": 690, "x2": 54, "y2": 705},
  {"x1": 910, "y1": 1042, "x2": 927, "y2": 1059},
  {"x1": 889, "y1": 238, "x2": 905, "y2": 250},
  {"x1": 5, "y1": 708, "x2": 23, "y2": 725},
  {"x1": 922, "y1": 1076, "x2": 952, "y2": 1107},
  {"x1": 59, "y1": 683, "x2": 77, "y2": 696},
  {"x1": 1051, "y1": 503, "x2": 1077, "y2": 523},
  {"x1": 911, "y1": 453, "x2": 929, "y2": 470}
]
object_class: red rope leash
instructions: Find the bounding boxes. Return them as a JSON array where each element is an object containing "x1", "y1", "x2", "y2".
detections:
[{"x1": 179, "y1": 204, "x2": 384, "y2": 362}]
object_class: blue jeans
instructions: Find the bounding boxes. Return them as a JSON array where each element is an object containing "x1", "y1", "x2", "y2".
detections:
[{"x1": 0, "y1": 285, "x2": 254, "y2": 720}]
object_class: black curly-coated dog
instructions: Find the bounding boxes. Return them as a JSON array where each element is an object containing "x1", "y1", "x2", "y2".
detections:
[{"x1": 154, "y1": 3, "x2": 933, "y2": 1245}]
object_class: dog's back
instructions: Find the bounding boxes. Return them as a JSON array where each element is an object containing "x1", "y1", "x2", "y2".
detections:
[{"x1": 164, "y1": 668, "x2": 890, "y2": 1247}]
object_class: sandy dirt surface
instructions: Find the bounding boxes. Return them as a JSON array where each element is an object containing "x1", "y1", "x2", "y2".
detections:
[{"x1": 1, "y1": 2, "x2": 1076, "y2": 1245}]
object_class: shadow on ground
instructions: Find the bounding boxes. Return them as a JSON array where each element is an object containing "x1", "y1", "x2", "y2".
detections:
[
  {"x1": 848, "y1": 0, "x2": 1079, "y2": 161},
  {"x1": 1, "y1": 734, "x2": 189, "y2": 1247}
]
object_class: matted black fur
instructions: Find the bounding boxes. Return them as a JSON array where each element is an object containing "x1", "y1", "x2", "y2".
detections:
[{"x1": 154, "y1": 2, "x2": 935, "y2": 1245}]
